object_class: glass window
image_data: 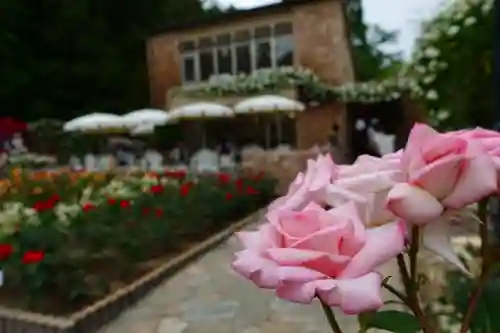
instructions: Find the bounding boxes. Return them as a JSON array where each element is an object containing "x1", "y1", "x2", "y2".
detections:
[
  {"x1": 235, "y1": 44, "x2": 251, "y2": 74},
  {"x1": 255, "y1": 41, "x2": 272, "y2": 69},
  {"x1": 182, "y1": 55, "x2": 196, "y2": 82},
  {"x1": 217, "y1": 48, "x2": 232, "y2": 74},
  {"x1": 274, "y1": 35, "x2": 293, "y2": 67},
  {"x1": 199, "y1": 50, "x2": 214, "y2": 81}
]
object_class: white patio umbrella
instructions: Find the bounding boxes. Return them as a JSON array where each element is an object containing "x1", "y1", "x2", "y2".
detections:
[
  {"x1": 234, "y1": 95, "x2": 305, "y2": 147},
  {"x1": 122, "y1": 109, "x2": 171, "y2": 127},
  {"x1": 168, "y1": 102, "x2": 234, "y2": 146},
  {"x1": 131, "y1": 123, "x2": 156, "y2": 136},
  {"x1": 63, "y1": 113, "x2": 128, "y2": 132}
]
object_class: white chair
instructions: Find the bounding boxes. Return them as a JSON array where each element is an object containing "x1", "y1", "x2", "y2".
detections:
[
  {"x1": 190, "y1": 149, "x2": 220, "y2": 173},
  {"x1": 144, "y1": 150, "x2": 163, "y2": 171},
  {"x1": 84, "y1": 154, "x2": 97, "y2": 171},
  {"x1": 139, "y1": 156, "x2": 148, "y2": 170},
  {"x1": 69, "y1": 155, "x2": 82, "y2": 170},
  {"x1": 98, "y1": 154, "x2": 114, "y2": 171},
  {"x1": 220, "y1": 154, "x2": 236, "y2": 171}
]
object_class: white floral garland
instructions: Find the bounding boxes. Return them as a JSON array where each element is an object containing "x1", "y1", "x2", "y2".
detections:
[
  {"x1": 410, "y1": 0, "x2": 493, "y2": 125},
  {"x1": 182, "y1": 67, "x2": 423, "y2": 104}
]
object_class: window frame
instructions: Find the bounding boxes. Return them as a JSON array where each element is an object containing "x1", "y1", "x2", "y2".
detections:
[
  {"x1": 253, "y1": 25, "x2": 274, "y2": 70},
  {"x1": 180, "y1": 52, "x2": 199, "y2": 84},
  {"x1": 178, "y1": 21, "x2": 294, "y2": 84}
]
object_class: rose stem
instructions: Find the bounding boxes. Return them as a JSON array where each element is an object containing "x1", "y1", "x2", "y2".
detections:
[
  {"x1": 382, "y1": 281, "x2": 408, "y2": 303},
  {"x1": 409, "y1": 226, "x2": 420, "y2": 288},
  {"x1": 460, "y1": 199, "x2": 491, "y2": 333},
  {"x1": 397, "y1": 254, "x2": 435, "y2": 333},
  {"x1": 320, "y1": 300, "x2": 343, "y2": 333}
]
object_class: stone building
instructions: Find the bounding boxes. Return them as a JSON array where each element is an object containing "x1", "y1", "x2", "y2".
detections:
[{"x1": 146, "y1": 0, "x2": 355, "y2": 156}]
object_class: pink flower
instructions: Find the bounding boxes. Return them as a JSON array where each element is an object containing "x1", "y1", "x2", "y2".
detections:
[
  {"x1": 447, "y1": 127, "x2": 500, "y2": 155},
  {"x1": 325, "y1": 154, "x2": 404, "y2": 227},
  {"x1": 231, "y1": 202, "x2": 405, "y2": 314},
  {"x1": 388, "y1": 123, "x2": 497, "y2": 224},
  {"x1": 447, "y1": 128, "x2": 500, "y2": 189},
  {"x1": 387, "y1": 124, "x2": 497, "y2": 273},
  {"x1": 268, "y1": 154, "x2": 337, "y2": 212}
]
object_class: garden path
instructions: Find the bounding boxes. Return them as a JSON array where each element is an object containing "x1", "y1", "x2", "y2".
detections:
[{"x1": 98, "y1": 215, "x2": 403, "y2": 333}]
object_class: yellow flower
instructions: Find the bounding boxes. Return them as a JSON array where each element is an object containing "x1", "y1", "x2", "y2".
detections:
[
  {"x1": 32, "y1": 186, "x2": 44, "y2": 194},
  {"x1": 94, "y1": 173, "x2": 105, "y2": 182},
  {"x1": 11, "y1": 168, "x2": 22, "y2": 177}
]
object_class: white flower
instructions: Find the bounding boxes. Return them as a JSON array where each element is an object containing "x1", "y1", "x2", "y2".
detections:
[
  {"x1": 447, "y1": 25, "x2": 460, "y2": 36},
  {"x1": 423, "y1": 75, "x2": 435, "y2": 84},
  {"x1": 424, "y1": 47, "x2": 440, "y2": 58},
  {"x1": 464, "y1": 16, "x2": 477, "y2": 26},
  {"x1": 415, "y1": 66, "x2": 427, "y2": 74},
  {"x1": 436, "y1": 110, "x2": 450, "y2": 120},
  {"x1": 426, "y1": 90, "x2": 438, "y2": 100}
]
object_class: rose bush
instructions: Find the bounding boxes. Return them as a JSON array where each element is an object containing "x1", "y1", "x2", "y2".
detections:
[
  {"x1": 0, "y1": 168, "x2": 276, "y2": 314},
  {"x1": 232, "y1": 123, "x2": 500, "y2": 333}
]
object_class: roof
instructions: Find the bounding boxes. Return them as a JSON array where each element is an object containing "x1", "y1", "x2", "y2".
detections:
[{"x1": 151, "y1": 0, "x2": 336, "y2": 37}]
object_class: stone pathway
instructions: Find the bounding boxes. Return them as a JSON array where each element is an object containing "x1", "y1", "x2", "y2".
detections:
[{"x1": 98, "y1": 220, "x2": 404, "y2": 333}]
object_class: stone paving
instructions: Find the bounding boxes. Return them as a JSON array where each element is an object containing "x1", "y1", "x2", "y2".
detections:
[{"x1": 98, "y1": 220, "x2": 404, "y2": 333}]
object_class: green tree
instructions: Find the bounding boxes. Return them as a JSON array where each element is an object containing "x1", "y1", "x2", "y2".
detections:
[
  {"x1": 344, "y1": 0, "x2": 402, "y2": 81},
  {"x1": 0, "y1": 0, "x2": 225, "y2": 121},
  {"x1": 411, "y1": 0, "x2": 493, "y2": 129}
]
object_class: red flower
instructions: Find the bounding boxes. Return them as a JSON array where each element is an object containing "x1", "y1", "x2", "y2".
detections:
[
  {"x1": 217, "y1": 173, "x2": 231, "y2": 184},
  {"x1": 22, "y1": 251, "x2": 44, "y2": 264},
  {"x1": 32, "y1": 200, "x2": 55, "y2": 212},
  {"x1": 32, "y1": 201, "x2": 46, "y2": 212},
  {"x1": 49, "y1": 194, "x2": 60, "y2": 203},
  {"x1": 180, "y1": 182, "x2": 193, "y2": 197},
  {"x1": 235, "y1": 179, "x2": 244, "y2": 193},
  {"x1": 150, "y1": 185, "x2": 164, "y2": 194},
  {"x1": 141, "y1": 207, "x2": 151, "y2": 216},
  {"x1": 119, "y1": 200, "x2": 131, "y2": 208},
  {"x1": 246, "y1": 186, "x2": 259, "y2": 195},
  {"x1": 165, "y1": 170, "x2": 187, "y2": 179},
  {"x1": 154, "y1": 208, "x2": 163, "y2": 218},
  {"x1": 107, "y1": 198, "x2": 117, "y2": 205},
  {"x1": 225, "y1": 193, "x2": 233, "y2": 201},
  {"x1": 82, "y1": 203, "x2": 96, "y2": 212},
  {"x1": 0, "y1": 244, "x2": 13, "y2": 260}
]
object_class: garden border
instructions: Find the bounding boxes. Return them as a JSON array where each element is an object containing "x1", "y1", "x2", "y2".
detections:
[{"x1": 0, "y1": 209, "x2": 264, "y2": 333}]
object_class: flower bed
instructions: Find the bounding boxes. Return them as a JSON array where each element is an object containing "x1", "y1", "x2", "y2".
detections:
[{"x1": 0, "y1": 168, "x2": 275, "y2": 315}]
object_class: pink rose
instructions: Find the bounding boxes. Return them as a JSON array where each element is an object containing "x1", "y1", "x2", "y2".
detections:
[
  {"x1": 231, "y1": 202, "x2": 405, "y2": 314},
  {"x1": 268, "y1": 154, "x2": 337, "y2": 212},
  {"x1": 447, "y1": 128, "x2": 500, "y2": 189},
  {"x1": 448, "y1": 127, "x2": 500, "y2": 156},
  {"x1": 388, "y1": 123, "x2": 497, "y2": 225},
  {"x1": 325, "y1": 154, "x2": 404, "y2": 227}
]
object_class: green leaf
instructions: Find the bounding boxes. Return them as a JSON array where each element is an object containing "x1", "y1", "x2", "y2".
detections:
[
  {"x1": 364, "y1": 310, "x2": 421, "y2": 333},
  {"x1": 358, "y1": 311, "x2": 376, "y2": 333}
]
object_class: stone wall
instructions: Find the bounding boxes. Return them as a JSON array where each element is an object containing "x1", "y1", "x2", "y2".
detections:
[
  {"x1": 146, "y1": 34, "x2": 182, "y2": 109},
  {"x1": 295, "y1": 102, "x2": 346, "y2": 153},
  {"x1": 292, "y1": 0, "x2": 354, "y2": 85},
  {"x1": 240, "y1": 145, "x2": 344, "y2": 194}
]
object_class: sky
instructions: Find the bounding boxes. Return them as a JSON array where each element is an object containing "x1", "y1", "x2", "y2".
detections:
[{"x1": 215, "y1": 0, "x2": 448, "y2": 58}]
